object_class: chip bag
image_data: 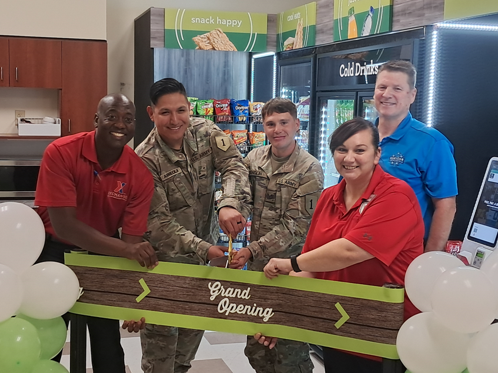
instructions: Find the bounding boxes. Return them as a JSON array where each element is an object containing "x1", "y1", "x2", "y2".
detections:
[
  {"x1": 188, "y1": 97, "x2": 198, "y2": 116},
  {"x1": 214, "y1": 99, "x2": 232, "y2": 123},
  {"x1": 248, "y1": 132, "x2": 266, "y2": 148},
  {"x1": 196, "y1": 100, "x2": 214, "y2": 121},
  {"x1": 232, "y1": 129, "x2": 248, "y2": 155},
  {"x1": 231, "y1": 99, "x2": 249, "y2": 124},
  {"x1": 250, "y1": 102, "x2": 264, "y2": 123}
]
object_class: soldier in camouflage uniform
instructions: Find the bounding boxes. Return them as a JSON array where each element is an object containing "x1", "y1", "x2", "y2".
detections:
[
  {"x1": 230, "y1": 98, "x2": 324, "y2": 373},
  {"x1": 134, "y1": 78, "x2": 252, "y2": 373}
]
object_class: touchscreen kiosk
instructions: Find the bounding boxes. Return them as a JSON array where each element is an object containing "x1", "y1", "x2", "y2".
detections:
[{"x1": 461, "y1": 157, "x2": 498, "y2": 268}]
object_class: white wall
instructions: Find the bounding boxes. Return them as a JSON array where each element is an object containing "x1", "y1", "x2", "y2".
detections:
[
  {"x1": 0, "y1": 88, "x2": 59, "y2": 134},
  {"x1": 106, "y1": 0, "x2": 310, "y2": 98},
  {"x1": 0, "y1": 0, "x2": 106, "y2": 40}
]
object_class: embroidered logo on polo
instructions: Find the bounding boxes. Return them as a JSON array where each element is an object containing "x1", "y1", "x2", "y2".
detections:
[
  {"x1": 114, "y1": 181, "x2": 126, "y2": 194},
  {"x1": 108, "y1": 181, "x2": 128, "y2": 201},
  {"x1": 389, "y1": 153, "x2": 405, "y2": 166}
]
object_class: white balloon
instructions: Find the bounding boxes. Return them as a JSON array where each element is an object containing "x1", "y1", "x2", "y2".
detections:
[
  {"x1": 19, "y1": 262, "x2": 80, "y2": 319},
  {"x1": 480, "y1": 249, "x2": 498, "y2": 292},
  {"x1": 0, "y1": 264, "x2": 23, "y2": 322},
  {"x1": 467, "y1": 324, "x2": 498, "y2": 373},
  {"x1": 397, "y1": 312, "x2": 471, "y2": 373},
  {"x1": 405, "y1": 251, "x2": 463, "y2": 312},
  {"x1": 432, "y1": 266, "x2": 498, "y2": 334},
  {"x1": 0, "y1": 202, "x2": 45, "y2": 273}
]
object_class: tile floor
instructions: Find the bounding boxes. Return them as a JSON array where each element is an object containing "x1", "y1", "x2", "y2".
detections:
[{"x1": 60, "y1": 326, "x2": 325, "y2": 373}]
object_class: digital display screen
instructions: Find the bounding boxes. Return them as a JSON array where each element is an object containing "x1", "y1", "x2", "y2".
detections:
[{"x1": 468, "y1": 160, "x2": 498, "y2": 247}]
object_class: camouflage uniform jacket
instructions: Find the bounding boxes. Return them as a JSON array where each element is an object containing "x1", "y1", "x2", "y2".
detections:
[
  {"x1": 244, "y1": 144, "x2": 324, "y2": 271},
  {"x1": 135, "y1": 118, "x2": 252, "y2": 265}
]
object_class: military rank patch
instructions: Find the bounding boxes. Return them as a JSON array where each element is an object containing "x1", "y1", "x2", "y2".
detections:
[
  {"x1": 215, "y1": 136, "x2": 230, "y2": 151},
  {"x1": 305, "y1": 195, "x2": 318, "y2": 215}
]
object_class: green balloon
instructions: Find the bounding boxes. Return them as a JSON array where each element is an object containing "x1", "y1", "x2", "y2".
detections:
[
  {"x1": 31, "y1": 360, "x2": 69, "y2": 373},
  {"x1": 17, "y1": 314, "x2": 67, "y2": 359},
  {"x1": 0, "y1": 317, "x2": 41, "y2": 373}
]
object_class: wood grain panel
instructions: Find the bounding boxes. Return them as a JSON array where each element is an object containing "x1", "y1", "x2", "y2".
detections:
[
  {"x1": 9, "y1": 38, "x2": 61, "y2": 88},
  {"x1": 150, "y1": 7, "x2": 165, "y2": 48},
  {"x1": 71, "y1": 266, "x2": 404, "y2": 345},
  {"x1": 317, "y1": 0, "x2": 334, "y2": 45},
  {"x1": 267, "y1": 14, "x2": 277, "y2": 52},
  {"x1": 0, "y1": 37, "x2": 8, "y2": 87}
]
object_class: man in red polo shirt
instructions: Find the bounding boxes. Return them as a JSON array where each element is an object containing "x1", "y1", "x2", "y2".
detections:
[{"x1": 35, "y1": 93, "x2": 157, "y2": 373}]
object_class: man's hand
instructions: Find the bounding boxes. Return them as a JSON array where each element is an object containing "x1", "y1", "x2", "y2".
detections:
[
  {"x1": 122, "y1": 317, "x2": 146, "y2": 333},
  {"x1": 254, "y1": 332, "x2": 278, "y2": 349},
  {"x1": 123, "y1": 242, "x2": 158, "y2": 269},
  {"x1": 229, "y1": 247, "x2": 252, "y2": 269},
  {"x1": 218, "y1": 207, "x2": 246, "y2": 239},
  {"x1": 263, "y1": 258, "x2": 293, "y2": 279},
  {"x1": 207, "y1": 245, "x2": 228, "y2": 262}
]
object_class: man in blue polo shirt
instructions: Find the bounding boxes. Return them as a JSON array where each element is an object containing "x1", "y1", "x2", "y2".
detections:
[{"x1": 374, "y1": 60, "x2": 457, "y2": 252}]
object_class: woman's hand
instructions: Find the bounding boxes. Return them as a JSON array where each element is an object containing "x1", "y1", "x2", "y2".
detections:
[
  {"x1": 254, "y1": 332, "x2": 278, "y2": 349},
  {"x1": 263, "y1": 258, "x2": 293, "y2": 279}
]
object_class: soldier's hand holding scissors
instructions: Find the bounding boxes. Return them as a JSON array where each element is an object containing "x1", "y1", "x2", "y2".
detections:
[{"x1": 218, "y1": 207, "x2": 246, "y2": 239}]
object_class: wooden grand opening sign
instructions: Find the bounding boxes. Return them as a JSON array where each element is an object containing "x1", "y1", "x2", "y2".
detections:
[{"x1": 65, "y1": 253, "x2": 404, "y2": 360}]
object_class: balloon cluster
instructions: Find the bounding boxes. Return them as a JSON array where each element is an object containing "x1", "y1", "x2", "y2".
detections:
[
  {"x1": 398, "y1": 251, "x2": 498, "y2": 373},
  {"x1": 0, "y1": 202, "x2": 80, "y2": 373}
]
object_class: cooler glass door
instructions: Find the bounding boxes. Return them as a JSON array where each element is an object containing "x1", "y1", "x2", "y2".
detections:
[
  {"x1": 317, "y1": 94, "x2": 355, "y2": 188},
  {"x1": 279, "y1": 61, "x2": 312, "y2": 152},
  {"x1": 358, "y1": 92, "x2": 378, "y2": 122}
]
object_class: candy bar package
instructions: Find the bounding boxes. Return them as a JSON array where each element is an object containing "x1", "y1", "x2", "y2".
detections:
[
  {"x1": 195, "y1": 100, "x2": 214, "y2": 121},
  {"x1": 231, "y1": 99, "x2": 249, "y2": 124},
  {"x1": 250, "y1": 102, "x2": 264, "y2": 123},
  {"x1": 248, "y1": 132, "x2": 265, "y2": 148},
  {"x1": 188, "y1": 97, "x2": 198, "y2": 116},
  {"x1": 214, "y1": 99, "x2": 232, "y2": 123},
  {"x1": 232, "y1": 129, "x2": 248, "y2": 155}
]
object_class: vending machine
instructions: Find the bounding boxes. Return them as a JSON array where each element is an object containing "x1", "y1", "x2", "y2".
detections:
[{"x1": 312, "y1": 29, "x2": 425, "y2": 187}]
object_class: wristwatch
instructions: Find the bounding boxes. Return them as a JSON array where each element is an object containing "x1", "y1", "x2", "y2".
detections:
[{"x1": 290, "y1": 254, "x2": 302, "y2": 273}]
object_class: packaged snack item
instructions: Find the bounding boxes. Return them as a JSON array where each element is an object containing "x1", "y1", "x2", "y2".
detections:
[
  {"x1": 223, "y1": 129, "x2": 232, "y2": 138},
  {"x1": 196, "y1": 100, "x2": 214, "y2": 121},
  {"x1": 188, "y1": 97, "x2": 198, "y2": 116},
  {"x1": 248, "y1": 132, "x2": 266, "y2": 148},
  {"x1": 214, "y1": 99, "x2": 232, "y2": 123},
  {"x1": 232, "y1": 129, "x2": 248, "y2": 155},
  {"x1": 296, "y1": 96, "x2": 310, "y2": 121},
  {"x1": 231, "y1": 99, "x2": 249, "y2": 124},
  {"x1": 250, "y1": 102, "x2": 264, "y2": 123}
]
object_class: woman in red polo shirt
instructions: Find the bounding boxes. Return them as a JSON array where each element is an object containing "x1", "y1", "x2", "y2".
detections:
[{"x1": 261, "y1": 117, "x2": 424, "y2": 373}]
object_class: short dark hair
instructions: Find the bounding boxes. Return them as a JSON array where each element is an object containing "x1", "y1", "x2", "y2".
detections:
[
  {"x1": 149, "y1": 78, "x2": 188, "y2": 106},
  {"x1": 378, "y1": 60, "x2": 417, "y2": 89},
  {"x1": 262, "y1": 98, "x2": 297, "y2": 120},
  {"x1": 329, "y1": 117, "x2": 379, "y2": 154}
]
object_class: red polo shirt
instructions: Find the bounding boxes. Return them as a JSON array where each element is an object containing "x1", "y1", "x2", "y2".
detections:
[
  {"x1": 302, "y1": 165, "x2": 423, "y2": 321},
  {"x1": 35, "y1": 131, "x2": 153, "y2": 239}
]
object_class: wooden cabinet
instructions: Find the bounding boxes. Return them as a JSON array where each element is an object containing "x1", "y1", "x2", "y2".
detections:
[
  {"x1": 0, "y1": 37, "x2": 9, "y2": 87},
  {"x1": 9, "y1": 38, "x2": 61, "y2": 88},
  {"x1": 60, "y1": 40, "x2": 107, "y2": 135}
]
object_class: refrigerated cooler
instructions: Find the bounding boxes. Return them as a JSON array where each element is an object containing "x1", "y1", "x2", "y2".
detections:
[
  {"x1": 277, "y1": 51, "x2": 315, "y2": 153},
  {"x1": 313, "y1": 31, "x2": 425, "y2": 188}
]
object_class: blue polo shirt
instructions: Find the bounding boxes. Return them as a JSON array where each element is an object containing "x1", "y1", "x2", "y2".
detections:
[{"x1": 377, "y1": 112, "x2": 458, "y2": 239}]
